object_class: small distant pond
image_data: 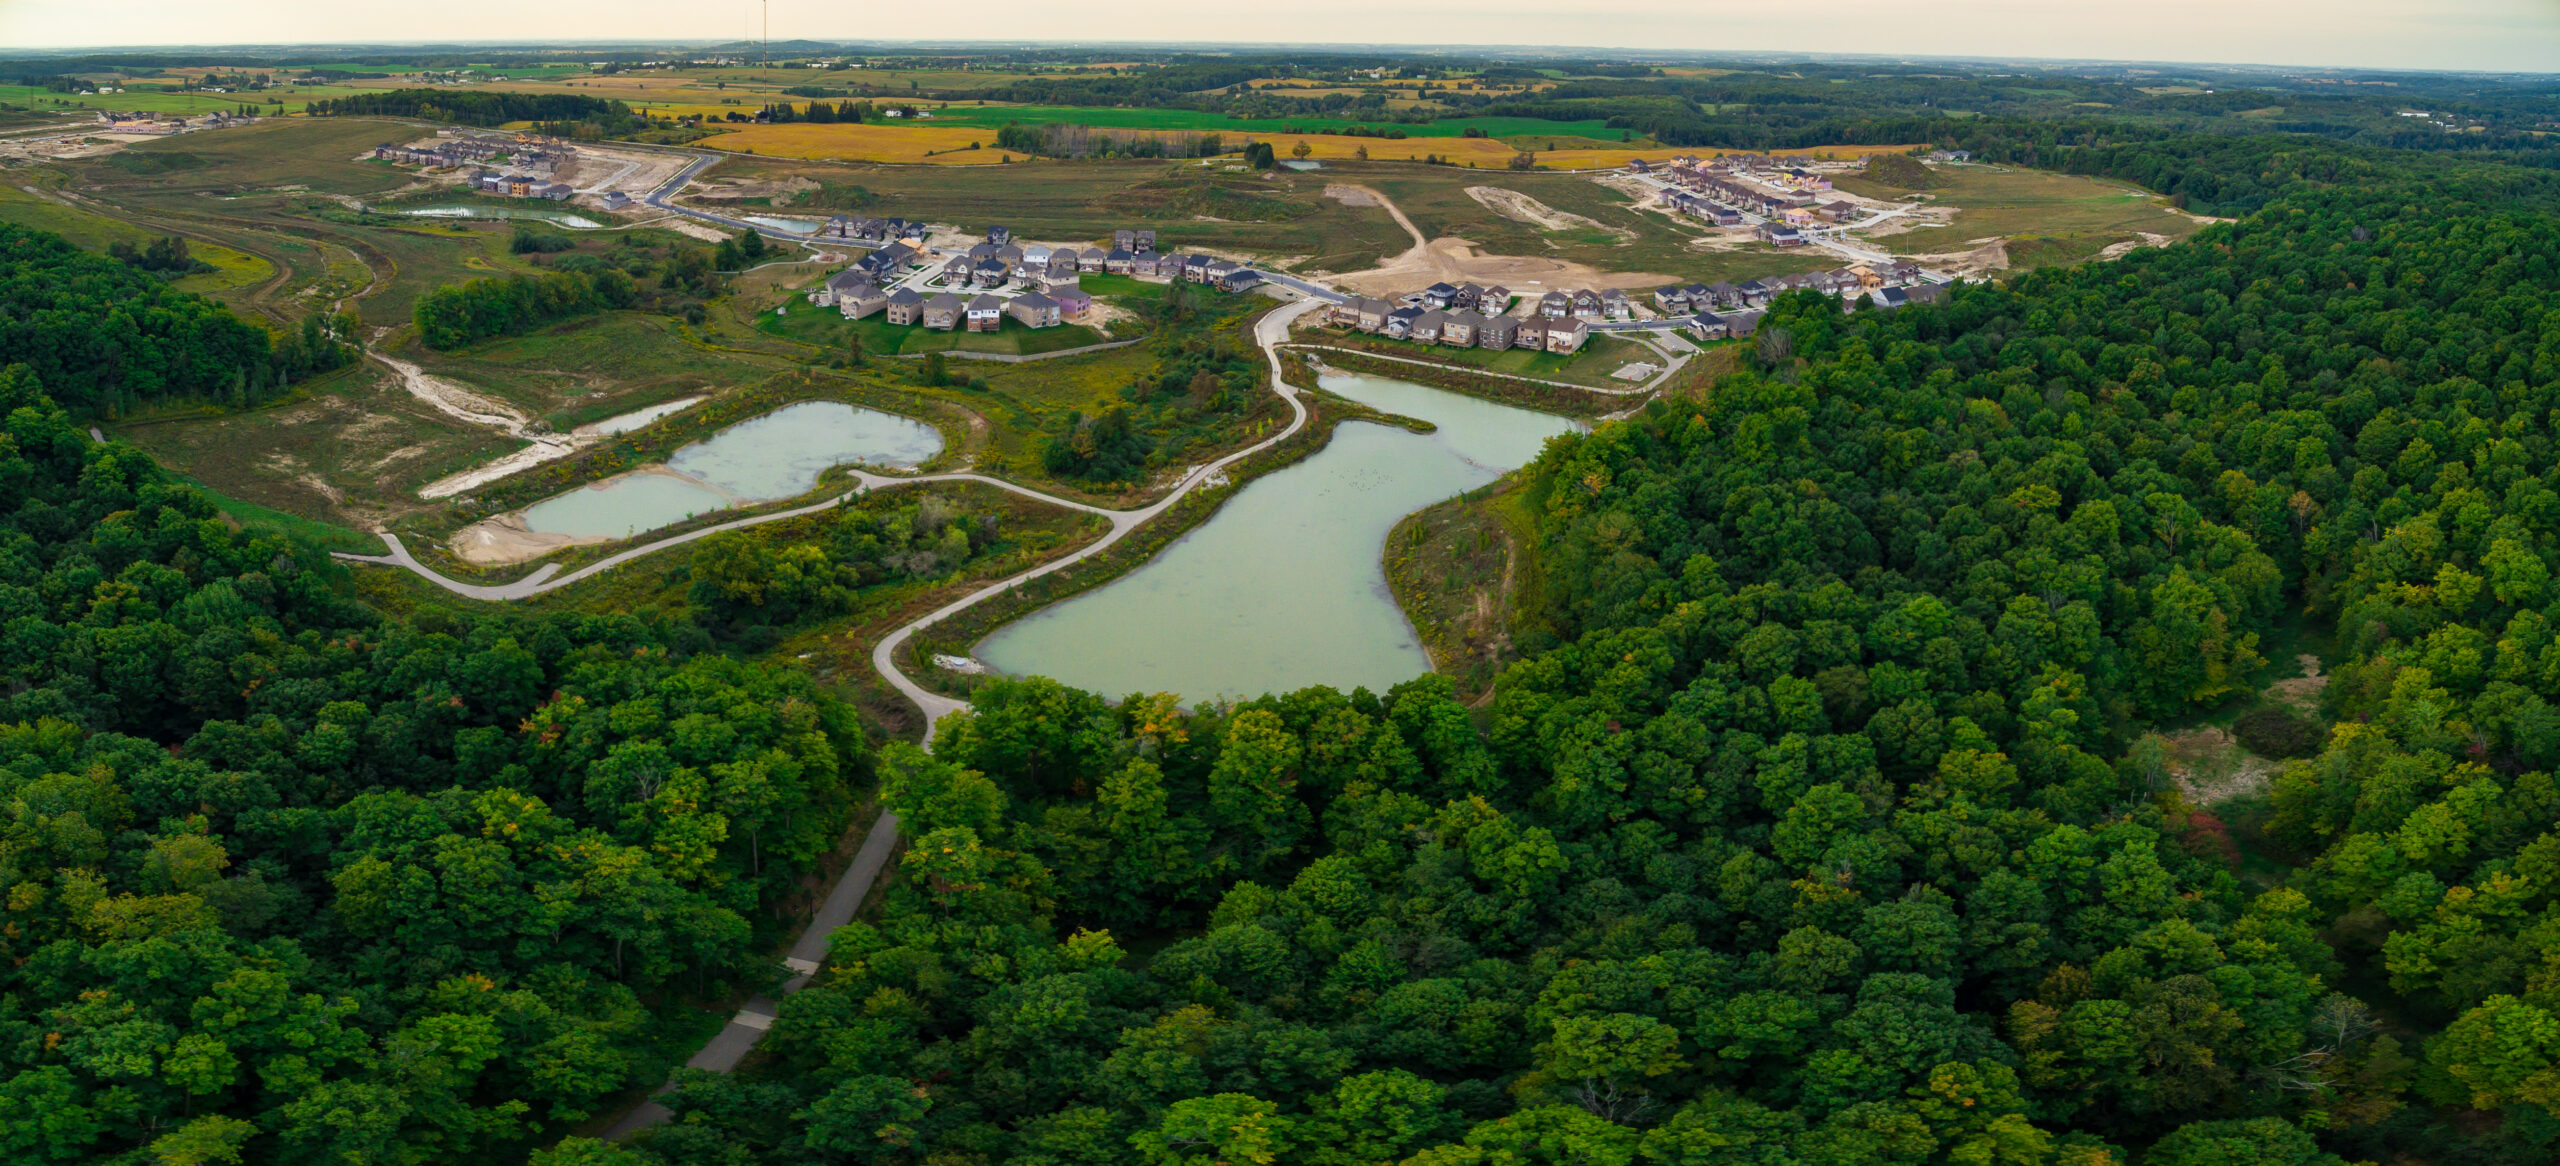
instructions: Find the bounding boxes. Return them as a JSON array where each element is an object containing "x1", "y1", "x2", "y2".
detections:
[
  {"x1": 518, "y1": 401, "x2": 945, "y2": 540},
  {"x1": 974, "y1": 372, "x2": 1581, "y2": 702},
  {"x1": 742, "y1": 215, "x2": 821, "y2": 235},
  {"x1": 399, "y1": 204, "x2": 602, "y2": 229},
  {"x1": 581, "y1": 396, "x2": 701, "y2": 437}
]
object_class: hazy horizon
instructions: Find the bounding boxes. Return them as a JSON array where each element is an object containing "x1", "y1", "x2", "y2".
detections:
[{"x1": 3, "y1": 1, "x2": 2557, "y2": 74}]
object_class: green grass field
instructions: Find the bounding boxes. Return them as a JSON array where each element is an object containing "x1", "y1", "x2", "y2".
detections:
[
  {"x1": 413, "y1": 313, "x2": 776, "y2": 427},
  {"x1": 1830, "y1": 165, "x2": 2205, "y2": 265},
  {"x1": 0, "y1": 183, "x2": 274, "y2": 294}
]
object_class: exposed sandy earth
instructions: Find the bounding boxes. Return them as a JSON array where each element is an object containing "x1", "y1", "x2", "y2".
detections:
[
  {"x1": 1903, "y1": 237, "x2": 2011, "y2": 279},
  {"x1": 2163, "y1": 726, "x2": 2277, "y2": 806},
  {"x1": 449, "y1": 510, "x2": 611, "y2": 567},
  {"x1": 2264, "y1": 654, "x2": 2330, "y2": 713},
  {"x1": 1330, "y1": 235, "x2": 1676, "y2": 299},
  {"x1": 1466, "y1": 186, "x2": 1634, "y2": 243},
  {"x1": 1318, "y1": 183, "x2": 1677, "y2": 297},
  {"x1": 2095, "y1": 232, "x2": 2175, "y2": 261}
]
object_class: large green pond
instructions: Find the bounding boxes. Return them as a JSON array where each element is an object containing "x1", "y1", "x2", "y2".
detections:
[{"x1": 974, "y1": 372, "x2": 1581, "y2": 702}]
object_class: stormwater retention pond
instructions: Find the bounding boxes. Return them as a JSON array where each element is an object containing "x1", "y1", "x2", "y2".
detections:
[
  {"x1": 974, "y1": 372, "x2": 1579, "y2": 702},
  {"x1": 455, "y1": 401, "x2": 944, "y2": 564}
]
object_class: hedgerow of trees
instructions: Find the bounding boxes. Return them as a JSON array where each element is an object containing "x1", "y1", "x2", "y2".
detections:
[{"x1": 0, "y1": 224, "x2": 353, "y2": 414}]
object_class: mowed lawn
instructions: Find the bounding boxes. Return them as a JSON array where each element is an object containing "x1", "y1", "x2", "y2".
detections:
[{"x1": 1834, "y1": 164, "x2": 2207, "y2": 264}]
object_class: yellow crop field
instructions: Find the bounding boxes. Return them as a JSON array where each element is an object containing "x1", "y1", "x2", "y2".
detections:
[
  {"x1": 693, "y1": 122, "x2": 1922, "y2": 171},
  {"x1": 696, "y1": 122, "x2": 1025, "y2": 164}
]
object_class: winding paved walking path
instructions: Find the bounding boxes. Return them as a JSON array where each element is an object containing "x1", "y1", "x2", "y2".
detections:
[{"x1": 333, "y1": 297, "x2": 1328, "y2": 1140}]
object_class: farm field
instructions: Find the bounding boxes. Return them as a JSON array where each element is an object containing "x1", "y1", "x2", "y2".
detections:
[
  {"x1": 1832, "y1": 163, "x2": 2209, "y2": 268},
  {"x1": 691, "y1": 122, "x2": 1916, "y2": 170}
]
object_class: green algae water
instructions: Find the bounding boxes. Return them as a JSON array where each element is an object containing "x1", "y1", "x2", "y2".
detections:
[{"x1": 974, "y1": 372, "x2": 1581, "y2": 702}]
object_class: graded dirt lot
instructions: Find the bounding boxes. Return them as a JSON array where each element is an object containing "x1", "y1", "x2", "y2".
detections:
[{"x1": 1466, "y1": 186, "x2": 1633, "y2": 242}]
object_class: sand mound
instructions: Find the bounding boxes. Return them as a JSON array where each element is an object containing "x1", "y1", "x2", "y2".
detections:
[{"x1": 1466, "y1": 186, "x2": 1633, "y2": 242}]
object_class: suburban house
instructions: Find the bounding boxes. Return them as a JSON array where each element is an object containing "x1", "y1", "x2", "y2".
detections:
[
  {"x1": 1816, "y1": 201, "x2": 1859, "y2": 223},
  {"x1": 1480, "y1": 285, "x2": 1513, "y2": 314},
  {"x1": 1331, "y1": 299, "x2": 1368, "y2": 328},
  {"x1": 921, "y1": 293, "x2": 963, "y2": 331},
  {"x1": 1513, "y1": 316, "x2": 1550, "y2": 351},
  {"x1": 1423, "y1": 282, "x2": 1460, "y2": 309},
  {"x1": 1131, "y1": 253, "x2": 1167, "y2": 278},
  {"x1": 1007, "y1": 291, "x2": 1061, "y2": 329},
  {"x1": 1690, "y1": 312, "x2": 1730, "y2": 340},
  {"x1": 972, "y1": 258, "x2": 1010, "y2": 289},
  {"x1": 1217, "y1": 268, "x2": 1262, "y2": 293},
  {"x1": 1757, "y1": 222, "x2": 1807, "y2": 246},
  {"x1": 1353, "y1": 297, "x2": 1393, "y2": 331},
  {"x1": 537, "y1": 183, "x2": 574, "y2": 202},
  {"x1": 1866, "y1": 286, "x2": 1911, "y2": 311},
  {"x1": 1544, "y1": 317, "x2": 1590, "y2": 354},
  {"x1": 1105, "y1": 247, "x2": 1135, "y2": 273},
  {"x1": 986, "y1": 225, "x2": 1010, "y2": 245},
  {"x1": 1383, "y1": 306, "x2": 1424, "y2": 338},
  {"x1": 836, "y1": 282, "x2": 888, "y2": 320},
  {"x1": 884, "y1": 288, "x2": 926, "y2": 325},
  {"x1": 966, "y1": 294, "x2": 1005, "y2": 332},
  {"x1": 1571, "y1": 289, "x2": 1604, "y2": 318},
  {"x1": 1134, "y1": 229, "x2": 1158, "y2": 252},
  {"x1": 811, "y1": 269, "x2": 872, "y2": 307},
  {"x1": 1080, "y1": 249, "x2": 1109, "y2": 273},
  {"x1": 1021, "y1": 243, "x2": 1053, "y2": 267},
  {"x1": 601, "y1": 192, "x2": 633, "y2": 211},
  {"x1": 1112, "y1": 229, "x2": 1136, "y2": 252},
  {"x1": 1477, "y1": 315, "x2": 1519, "y2": 350},
  {"x1": 1049, "y1": 287, "x2": 1093, "y2": 318},
  {"x1": 1538, "y1": 291, "x2": 1571, "y2": 319},
  {"x1": 1655, "y1": 285, "x2": 1691, "y2": 313},
  {"x1": 1047, "y1": 250, "x2": 1081, "y2": 282},
  {"x1": 1411, "y1": 310, "x2": 1445, "y2": 345},
  {"x1": 1179, "y1": 255, "x2": 1216, "y2": 282},
  {"x1": 1203, "y1": 259, "x2": 1242, "y2": 285},
  {"x1": 1724, "y1": 311, "x2": 1764, "y2": 338},
  {"x1": 1903, "y1": 282, "x2": 1951, "y2": 306},
  {"x1": 1441, "y1": 310, "x2": 1479, "y2": 347},
  {"x1": 1628, "y1": 158, "x2": 1652, "y2": 174}
]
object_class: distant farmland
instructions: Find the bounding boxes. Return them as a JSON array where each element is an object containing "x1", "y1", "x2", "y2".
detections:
[{"x1": 908, "y1": 106, "x2": 1626, "y2": 140}]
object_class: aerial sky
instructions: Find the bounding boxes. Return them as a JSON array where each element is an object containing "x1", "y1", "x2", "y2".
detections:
[{"x1": 2, "y1": 0, "x2": 2556, "y2": 72}]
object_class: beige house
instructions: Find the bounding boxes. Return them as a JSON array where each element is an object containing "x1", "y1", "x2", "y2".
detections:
[
  {"x1": 1545, "y1": 317, "x2": 1590, "y2": 354},
  {"x1": 1007, "y1": 291, "x2": 1061, "y2": 329},
  {"x1": 921, "y1": 293, "x2": 963, "y2": 331}
]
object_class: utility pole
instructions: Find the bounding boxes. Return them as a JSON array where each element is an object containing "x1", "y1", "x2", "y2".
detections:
[{"x1": 762, "y1": 0, "x2": 769, "y2": 73}]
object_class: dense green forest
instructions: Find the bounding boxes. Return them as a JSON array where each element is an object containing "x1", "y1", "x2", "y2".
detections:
[
  {"x1": 0, "y1": 224, "x2": 353, "y2": 414},
  {"x1": 519, "y1": 143, "x2": 2560, "y2": 1166},
  {"x1": 306, "y1": 89, "x2": 641, "y2": 133},
  {"x1": 0, "y1": 355, "x2": 876, "y2": 1163}
]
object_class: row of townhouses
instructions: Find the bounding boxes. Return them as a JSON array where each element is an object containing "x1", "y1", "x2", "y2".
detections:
[
  {"x1": 1330, "y1": 299, "x2": 1592, "y2": 354},
  {"x1": 1653, "y1": 260, "x2": 1930, "y2": 314},
  {"x1": 470, "y1": 172, "x2": 575, "y2": 201}
]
